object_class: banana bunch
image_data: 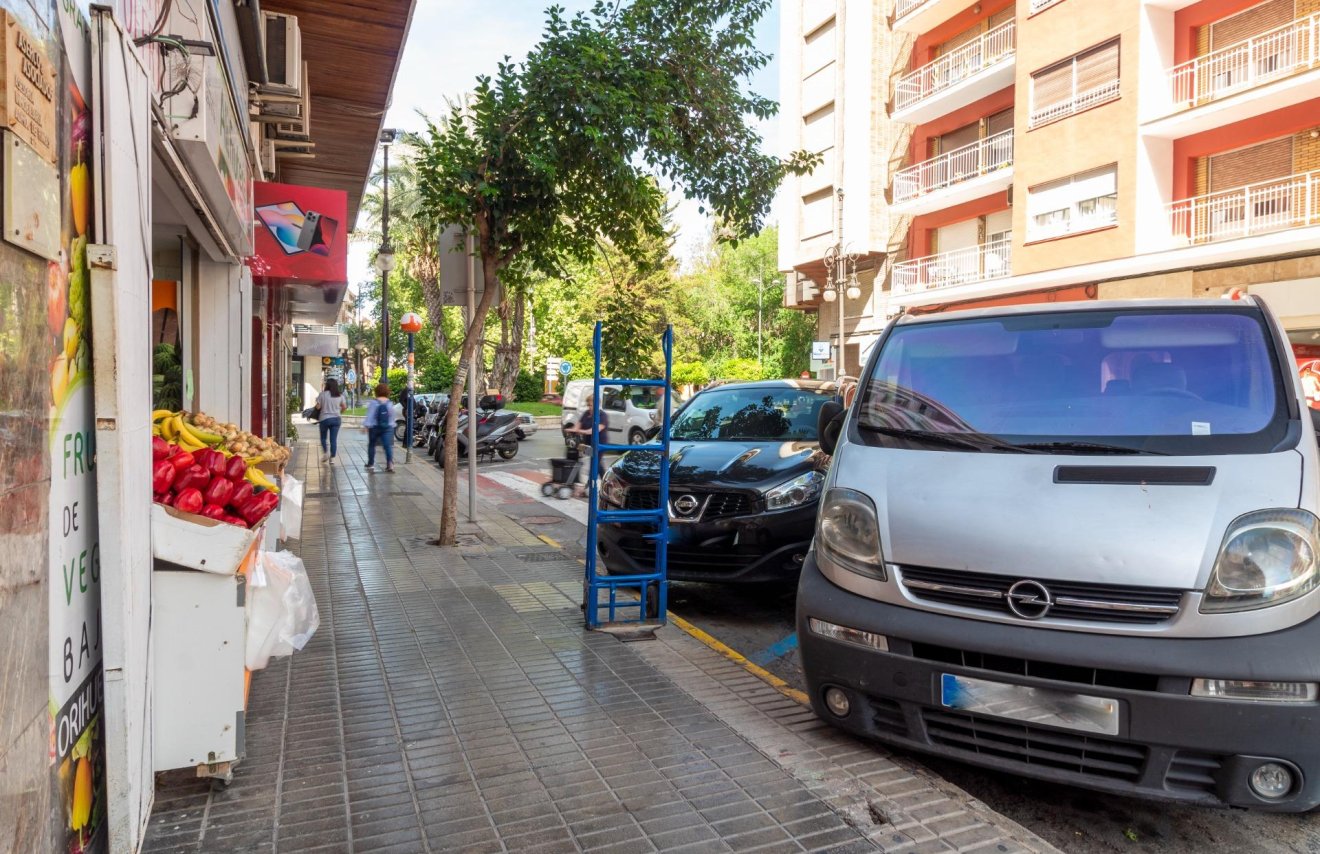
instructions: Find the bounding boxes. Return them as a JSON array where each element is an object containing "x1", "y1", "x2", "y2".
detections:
[
  {"x1": 153, "y1": 410, "x2": 222, "y2": 452},
  {"x1": 152, "y1": 409, "x2": 284, "y2": 494}
]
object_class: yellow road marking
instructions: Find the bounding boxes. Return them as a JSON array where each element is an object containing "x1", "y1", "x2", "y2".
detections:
[
  {"x1": 667, "y1": 612, "x2": 810, "y2": 707},
  {"x1": 536, "y1": 534, "x2": 562, "y2": 549}
]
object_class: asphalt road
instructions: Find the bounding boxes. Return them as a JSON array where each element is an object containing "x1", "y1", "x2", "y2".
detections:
[{"x1": 451, "y1": 430, "x2": 1320, "y2": 852}]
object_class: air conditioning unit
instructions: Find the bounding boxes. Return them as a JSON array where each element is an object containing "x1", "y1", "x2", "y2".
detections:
[
  {"x1": 261, "y1": 11, "x2": 302, "y2": 95},
  {"x1": 260, "y1": 139, "x2": 276, "y2": 177}
]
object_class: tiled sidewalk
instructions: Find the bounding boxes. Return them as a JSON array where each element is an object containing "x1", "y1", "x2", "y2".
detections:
[{"x1": 141, "y1": 440, "x2": 1055, "y2": 854}]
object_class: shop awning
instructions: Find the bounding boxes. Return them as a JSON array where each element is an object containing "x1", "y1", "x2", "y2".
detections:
[{"x1": 259, "y1": 0, "x2": 417, "y2": 224}]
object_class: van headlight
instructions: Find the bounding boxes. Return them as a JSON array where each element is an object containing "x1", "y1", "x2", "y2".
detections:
[
  {"x1": 764, "y1": 471, "x2": 825, "y2": 511},
  {"x1": 1202, "y1": 509, "x2": 1320, "y2": 613},
  {"x1": 817, "y1": 488, "x2": 885, "y2": 580},
  {"x1": 600, "y1": 469, "x2": 628, "y2": 507}
]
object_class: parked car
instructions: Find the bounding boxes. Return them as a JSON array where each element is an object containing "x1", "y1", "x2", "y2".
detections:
[
  {"x1": 799, "y1": 296, "x2": 1320, "y2": 812},
  {"x1": 560, "y1": 378, "x2": 660, "y2": 449},
  {"x1": 515, "y1": 412, "x2": 538, "y2": 440},
  {"x1": 597, "y1": 380, "x2": 837, "y2": 583}
]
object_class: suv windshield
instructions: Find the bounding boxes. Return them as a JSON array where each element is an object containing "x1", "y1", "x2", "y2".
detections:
[
  {"x1": 859, "y1": 308, "x2": 1290, "y2": 455},
  {"x1": 673, "y1": 387, "x2": 831, "y2": 442}
]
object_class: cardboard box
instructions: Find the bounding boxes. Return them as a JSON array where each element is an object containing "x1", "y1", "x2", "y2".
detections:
[{"x1": 152, "y1": 503, "x2": 261, "y2": 575}]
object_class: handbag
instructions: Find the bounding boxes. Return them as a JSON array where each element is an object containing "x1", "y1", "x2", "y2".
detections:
[{"x1": 302, "y1": 406, "x2": 320, "y2": 422}]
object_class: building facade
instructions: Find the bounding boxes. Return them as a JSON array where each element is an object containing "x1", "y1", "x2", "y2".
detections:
[{"x1": 780, "y1": 0, "x2": 1320, "y2": 370}]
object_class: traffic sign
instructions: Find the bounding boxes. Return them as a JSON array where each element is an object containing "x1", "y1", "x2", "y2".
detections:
[{"x1": 560, "y1": 361, "x2": 572, "y2": 376}]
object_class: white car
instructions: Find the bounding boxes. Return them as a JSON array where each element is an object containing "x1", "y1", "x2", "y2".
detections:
[
  {"x1": 515, "y1": 412, "x2": 538, "y2": 440},
  {"x1": 560, "y1": 378, "x2": 661, "y2": 449}
]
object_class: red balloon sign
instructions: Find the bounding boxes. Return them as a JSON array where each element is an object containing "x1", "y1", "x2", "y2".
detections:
[{"x1": 399, "y1": 312, "x2": 423, "y2": 334}]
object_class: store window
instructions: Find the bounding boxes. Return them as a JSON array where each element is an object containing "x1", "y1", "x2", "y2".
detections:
[
  {"x1": 1026, "y1": 164, "x2": 1118, "y2": 241},
  {"x1": 1029, "y1": 39, "x2": 1120, "y2": 127}
]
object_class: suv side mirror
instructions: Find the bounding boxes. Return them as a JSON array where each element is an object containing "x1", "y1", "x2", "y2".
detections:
[{"x1": 818, "y1": 400, "x2": 845, "y2": 456}]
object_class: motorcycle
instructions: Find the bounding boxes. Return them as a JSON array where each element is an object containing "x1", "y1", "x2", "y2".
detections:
[{"x1": 431, "y1": 395, "x2": 520, "y2": 465}]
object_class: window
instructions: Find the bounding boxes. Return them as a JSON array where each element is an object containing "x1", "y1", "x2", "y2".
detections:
[
  {"x1": 801, "y1": 187, "x2": 834, "y2": 239},
  {"x1": 1027, "y1": 165, "x2": 1118, "y2": 240},
  {"x1": 1029, "y1": 40, "x2": 1120, "y2": 127}
]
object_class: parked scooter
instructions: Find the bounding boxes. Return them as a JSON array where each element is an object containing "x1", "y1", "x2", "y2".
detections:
[{"x1": 431, "y1": 395, "x2": 520, "y2": 465}]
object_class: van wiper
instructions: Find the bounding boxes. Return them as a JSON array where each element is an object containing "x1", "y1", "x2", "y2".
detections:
[
  {"x1": 1012, "y1": 440, "x2": 1166, "y2": 456},
  {"x1": 858, "y1": 424, "x2": 1023, "y2": 453}
]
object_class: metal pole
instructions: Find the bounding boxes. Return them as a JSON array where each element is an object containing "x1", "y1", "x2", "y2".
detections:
[
  {"x1": 467, "y1": 233, "x2": 479, "y2": 522},
  {"x1": 756, "y1": 277, "x2": 763, "y2": 369},
  {"x1": 380, "y1": 144, "x2": 390, "y2": 382},
  {"x1": 405, "y1": 332, "x2": 414, "y2": 463},
  {"x1": 838, "y1": 274, "x2": 845, "y2": 379}
]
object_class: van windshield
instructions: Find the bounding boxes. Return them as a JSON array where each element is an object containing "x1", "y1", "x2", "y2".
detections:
[{"x1": 858, "y1": 308, "x2": 1290, "y2": 455}]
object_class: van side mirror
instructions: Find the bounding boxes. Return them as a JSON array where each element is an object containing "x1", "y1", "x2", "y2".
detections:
[{"x1": 818, "y1": 400, "x2": 844, "y2": 455}]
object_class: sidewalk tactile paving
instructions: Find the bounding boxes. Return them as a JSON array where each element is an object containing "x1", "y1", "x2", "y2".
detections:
[{"x1": 140, "y1": 439, "x2": 1058, "y2": 854}]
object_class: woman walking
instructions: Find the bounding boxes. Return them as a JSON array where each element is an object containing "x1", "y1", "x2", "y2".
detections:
[
  {"x1": 316, "y1": 378, "x2": 345, "y2": 463},
  {"x1": 365, "y1": 383, "x2": 395, "y2": 473}
]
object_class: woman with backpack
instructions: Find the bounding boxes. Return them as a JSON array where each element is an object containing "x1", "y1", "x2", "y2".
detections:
[
  {"x1": 315, "y1": 378, "x2": 345, "y2": 463},
  {"x1": 365, "y1": 383, "x2": 395, "y2": 473}
]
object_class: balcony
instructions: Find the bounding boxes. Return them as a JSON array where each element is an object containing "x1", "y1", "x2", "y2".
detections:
[
  {"x1": 1145, "y1": 13, "x2": 1320, "y2": 137},
  {"x1": 893, "y1": 238, "x2": 1013, "y2": 295},
  {"x1": 1168, "y1": 169, "x2": 1320, "y2": 246},
  {"x1": 893, "y1": 21, "x2": 1016, "y2": 125},
  {"x1": 892, "y1": 130, "x2": 1014, "y2": 215},
  {"x1": 893, "y1": 0, "x2": 973, "y2": 36}
]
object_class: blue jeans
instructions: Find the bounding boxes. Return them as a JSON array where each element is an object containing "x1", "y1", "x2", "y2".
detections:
[
  {"x1": 318, "y1": 417, "x2": 342, "y2": 457},
  {"x1": 367, "y1": 425, "x2": 394, "y2": 467}
]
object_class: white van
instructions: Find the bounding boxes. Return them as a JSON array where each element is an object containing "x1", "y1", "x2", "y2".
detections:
[
  {"x1": 800, "y1": 297, "x2": 1320, "y2": 811},
  {"x1": 560, "y1": 379, "x2": 660, "y2": 449}
]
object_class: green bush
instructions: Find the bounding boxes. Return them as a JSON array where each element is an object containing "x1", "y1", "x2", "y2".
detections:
[
  {"x1": 419, "y1": 351, "x2": 456, "y2": 393},
  {"x1": 714, "y1": 358, "x2": 764, "y2": 382},
  {"x1": 386, "y1": 367, "x2": 409, "y2": 400},
  {"x1": 514, "y1": 369, "x2": 543, "y2": 402},
  {"x1": 672, "y1": 360, "x2": 709, "y2": 389}
]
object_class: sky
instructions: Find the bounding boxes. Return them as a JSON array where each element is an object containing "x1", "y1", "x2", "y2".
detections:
[{"x1": 348, "y1": 0, "x2": 782, "y2": 295}]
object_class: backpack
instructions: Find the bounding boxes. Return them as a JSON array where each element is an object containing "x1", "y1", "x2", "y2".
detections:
[{"x1": 371, "y1": 400, "x2": 391, "y2": 428}]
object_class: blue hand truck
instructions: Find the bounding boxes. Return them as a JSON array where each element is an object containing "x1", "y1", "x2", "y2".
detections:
[{"x1": 583, "y1": 321, "x2": 673, "y2": 630}]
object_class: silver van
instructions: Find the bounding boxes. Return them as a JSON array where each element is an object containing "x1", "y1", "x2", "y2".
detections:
[
  {"x1": 560, "y1": 379, "x2": 660, "y2": 449},
  {"x1": 800, "y1": 297, "x2": 1320, "y2": 811}
]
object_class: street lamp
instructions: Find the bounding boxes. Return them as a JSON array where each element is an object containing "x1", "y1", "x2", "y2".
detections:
[
  {"x1": 376, "y1": 127, "x2": 399, "y2": 382},
  {"x1": 822, "y1": 188, "x2": 862, "y2": 380}
]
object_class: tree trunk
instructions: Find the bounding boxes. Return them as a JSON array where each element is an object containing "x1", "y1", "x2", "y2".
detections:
[
  {"x1": 490, "y1": 289, "x2": 525, "y2": 399},
  {"x1": 420, "y1": 273, "x2": 447, "y2": 354},
  {"x1": 437, "y1": 251, "x2": 503, "y2": 545}
]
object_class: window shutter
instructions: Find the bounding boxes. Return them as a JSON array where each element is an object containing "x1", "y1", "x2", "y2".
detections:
[
  {"x1": 1208, "y1": 137, "x2": 1293, "y2": 191},
  {"x1": 986, "y1": 108, "x2": 1014, "y2": 135},
  {"x1": 937, "y1": 121, "x2": 981, "y2": 153},
  {"x1": 1210, "y1": 0, "x2": 1293, "y2": 50},
  {"x1": 1032, "y1": 61, "x2": 1073, "y2": 111},
  {"x1": 1075, "y1": 41, "x2": 1120, "y2": 94}
]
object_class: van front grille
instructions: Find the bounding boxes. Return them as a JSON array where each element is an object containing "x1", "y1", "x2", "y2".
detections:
[{"x1": 899, "y1": 565, "x2": 1184, "y2": 625}]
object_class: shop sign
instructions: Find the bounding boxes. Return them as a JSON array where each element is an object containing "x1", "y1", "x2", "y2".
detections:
[
  {"x1": 248, "y1": 181, "x2": 348, "y2": 284},
  {"x1": 811, "y1": 341, "x2": 831, "y2": 361},
  {"x1": 0, "y1": 11, "x2": 57, "y2": 163},
  {"x1": 2, "y1": 129, "x2": 60, "y2": 260}
]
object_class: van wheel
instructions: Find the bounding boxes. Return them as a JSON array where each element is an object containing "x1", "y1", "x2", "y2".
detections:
[{"x1": 629, "y1": 429, "x2": 645, "y2": 445}]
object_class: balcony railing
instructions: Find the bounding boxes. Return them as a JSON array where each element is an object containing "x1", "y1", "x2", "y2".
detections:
[
  {"x1": 895, "y1": 21, "x2": 1015, "y2": 112},
  {"x1": 895, "y1": 0, "x2": 928, "y2": 20},
  {"x1": 893, "y1": 238, "x2": 1013, "y2": 295},
  {"x1": 1168, "y1": 169, "x2": 1320, "y2": 245},
  {"x1": 1169, "y1": 13, "x2": 1320, "y2": 109},
  {"x1": 1028, "y1": 78, "x2": 1120, "y2": 127},
  {"x1": 893, "y1": 130, "x2": 1013, "y2": 205}
]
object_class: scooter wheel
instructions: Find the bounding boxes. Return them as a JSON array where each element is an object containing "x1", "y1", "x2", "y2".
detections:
[
  {"x1": 556, "y1": 486, "x2": 574, "y2": 500},
  {"x1": 498, "y1": 446, "x2": 518, "y2": 460},
  {"x1": 541, "y1": 483, "x2": 555, "y2": 497}
]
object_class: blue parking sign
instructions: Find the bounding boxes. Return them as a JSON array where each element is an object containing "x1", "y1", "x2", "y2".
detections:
[{"x1": 560, "y1": 361, "x2": 572, "y2": 376}]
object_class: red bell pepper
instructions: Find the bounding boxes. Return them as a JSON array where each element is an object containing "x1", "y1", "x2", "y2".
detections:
[
  {"x1": 239, "y1": 491, "x2": 279, "y2": 526},
  {"x1": 201, "y1": 449, "x2": 228, "y2": 478},
  {"x1": 228, "y1": 481, "x2": 254, "y2": 510},
  {"x1": 174, "y1": 488, "x2": 203, "y2": 515},
  {"x1": 152, "y1": 436, "x2": 170, "y2": 460},
  {"x1": 225, "y1": 454, "x2": 248, "y2": 483},
  {"x1": 204, "y1": 477, "x2": 234, "y2": 508},
  {"x1": 220, "y1": 513, "x2": 249, "y2": 528},
  {"x1": 153, "y1": 491, "x2": 169, "y2": 504},
  {"x1": 168, "y1": 450, "x2": 195, "y2": 471},
  {"x1": 174, "y1": 464, "x2": 211, "y2": 494},
  {"x1": 200, "y1": 504, "x2": 227, "y2": 520},
  {"x1": 152, "y1": 460, "x2": 177, "y2": 493}
]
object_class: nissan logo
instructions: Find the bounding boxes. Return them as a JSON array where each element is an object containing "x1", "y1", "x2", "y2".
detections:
[
  {"x1": 673, "y1": 494, "x2": 701, "y2": 516},
  {"x1": 1005, "y1": 580, "x2": 1054, "y2": 620}
]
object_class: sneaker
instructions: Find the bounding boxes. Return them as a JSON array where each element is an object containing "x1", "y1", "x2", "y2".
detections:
[
  {"x1": 385, "y1": 465, "x2": 395, "y2": 473},
  {"x1": 320, "y1": 453, "x2": 328, "y2": 462},
  {"x1": 329, "y1": 457, "x2": 336, "y2": 465},
  {"x1": 365, "y1": 464, "x2": 374, "y2": 472}
]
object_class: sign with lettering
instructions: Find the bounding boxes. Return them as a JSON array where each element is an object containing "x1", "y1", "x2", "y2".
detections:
[{"x1": 1, "y1": 12, "x2": 56, "y2": 162}]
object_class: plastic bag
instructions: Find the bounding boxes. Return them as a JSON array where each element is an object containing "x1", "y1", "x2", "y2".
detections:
[
  {"x1": 280, "y1": 474, "x2": 304, "y2": 542},
  {"x1": 245, "y1": 550, "x2": 320, "y2": 670}
]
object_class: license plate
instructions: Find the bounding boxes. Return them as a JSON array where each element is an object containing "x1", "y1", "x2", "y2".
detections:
[{"x1": 940, "y1": 674, "x2": 1120, "y2": 736}]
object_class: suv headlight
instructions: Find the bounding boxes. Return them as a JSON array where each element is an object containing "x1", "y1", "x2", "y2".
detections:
[
  {"x1": 1202, "y1": 509, "x2": 1320, "y2": 613},
  {"x1": 817, "y1": 488, "x2": 885, "y2": 580},
  {"x1": 600, "y1": 469, "x2": 628, "y2": 507},
  {"x1": 764, "y1": 471, "x2": 825, "y2": 511}
]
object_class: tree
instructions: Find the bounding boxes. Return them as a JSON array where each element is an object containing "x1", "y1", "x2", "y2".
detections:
[{"x1": 414, "y1": 0, "x2": 816, "y2": 545}]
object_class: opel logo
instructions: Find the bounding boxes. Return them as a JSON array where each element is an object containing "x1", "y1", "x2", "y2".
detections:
[
  {"x1": 673, "y1": 494, "x2": 701, "y2": 516},
  {"x1": 1006, "y1": 580, "x2": 1054, "y2": 620}
]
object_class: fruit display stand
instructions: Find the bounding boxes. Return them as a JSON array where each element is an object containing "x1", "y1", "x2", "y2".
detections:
[{"x1": 151, "y1": 520, "x2": 263, "y2": 784}]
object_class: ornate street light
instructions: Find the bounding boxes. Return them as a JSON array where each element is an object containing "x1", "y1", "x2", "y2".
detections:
[{"x1": 822, "y1": 188, "x2": 862, "y2": 378}]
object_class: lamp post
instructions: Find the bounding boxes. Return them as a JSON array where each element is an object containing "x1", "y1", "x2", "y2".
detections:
[
  {"x1": 376, "y1": 128, "x2": 399, "y2": 383},
  {"x1": 822, "y1": 188, "x2": 861, "y2": 380},
  {"x1": 399, "y1": 312, "x2": 423, "y2": 463}
]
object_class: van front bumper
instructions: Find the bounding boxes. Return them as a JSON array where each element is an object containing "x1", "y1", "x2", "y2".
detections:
[{"x1": 797, "y1": 553, "x2": 1320, "y2": 811}]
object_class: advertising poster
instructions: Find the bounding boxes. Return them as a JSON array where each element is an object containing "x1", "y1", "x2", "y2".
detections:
[{"x1": 50, "y1": 3, "x2": 105, "y2": 850}]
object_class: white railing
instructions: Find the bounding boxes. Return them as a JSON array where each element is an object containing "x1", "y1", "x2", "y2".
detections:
[
  {"x1": 893, "y1": 130, "x2": 1014, "y2": 204},
  {"x1": 1168, "y1": 170, "x2": 1320, "y2": 245},
  {"x1": 1030, "y1": 0, "x2": 1065, "y2": 13},
  {"x1": 895, "y1": 21, "x2": 1015, "y2": 111},
  {"x1": 895, "y1": 0, "x2": 929, "y2": 20},
  {"x1": 1169, "y1": 13, "x2": 1320, "y2": 109},
  {"x1": 1029, "y1": 78, "x2": 1121, "y2": 127},
  {"x1": 893, "y1": 238, "x2": 1013, "y2": 295}
]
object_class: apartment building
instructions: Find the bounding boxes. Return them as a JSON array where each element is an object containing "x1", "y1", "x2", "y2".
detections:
[{"x1": 780, "y1": 0, "x2": 1320, "y2": 369}]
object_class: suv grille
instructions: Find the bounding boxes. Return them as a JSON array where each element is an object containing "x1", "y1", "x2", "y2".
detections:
[
  {"x1": 899, "y1": 565, "x2": 1183, "y2": 625},
  {"x1": 624, "y1": 490, "x2": 754, "y2": 520},
  {"x1": 923, "y1": 710, "x2": 1146, "y2": 782}
]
